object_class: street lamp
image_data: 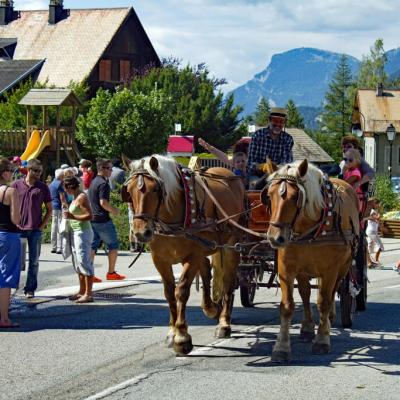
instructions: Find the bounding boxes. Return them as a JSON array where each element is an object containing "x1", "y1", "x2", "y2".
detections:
[
  {"x1": 351, "y1": 109, "x2": 366, "y2": 138},
  {"x1": 386, "y1": 123, "x2": 396, "y2": 179}
]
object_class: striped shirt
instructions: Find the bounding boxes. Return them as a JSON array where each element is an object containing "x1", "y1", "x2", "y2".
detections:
[{"x1": 247, "y1": 128, "x2": 294, "y2": 173}]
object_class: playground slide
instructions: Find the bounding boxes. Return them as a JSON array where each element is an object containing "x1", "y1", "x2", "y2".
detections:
[
  {"x1": 20, "y1": 129, "x2": 41, "y2": 160},
  {"x1": 27, "y1": 130, "x2": 51, "y2": 161}
]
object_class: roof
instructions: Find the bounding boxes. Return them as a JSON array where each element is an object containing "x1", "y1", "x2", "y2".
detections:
[
  {"x1": 0, "y1": 59, "x2": 44, "y2": 96},
  {"x1": 353, "y1": 89, "x2": 400, "y2": 133},
  {"x1": 19, "y1": 88, "x2": 82, "y2": 106},
  {"x1": 0, "y1": 7, "x2": 157, "y2": 87},
  {"x1": 167, "y1": 135, "x2": 195, "y2": 153}
]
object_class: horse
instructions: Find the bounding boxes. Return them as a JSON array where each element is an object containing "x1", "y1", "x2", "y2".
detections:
[
  {"x1": 121, "y1": 154, "x2": 245, "y2": 355},
  {"x1": 262, "y1": 159, "x2": 360, "y2": 362}
]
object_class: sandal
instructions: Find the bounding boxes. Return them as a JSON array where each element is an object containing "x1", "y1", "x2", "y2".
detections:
[
  {"x1": 0, "y1": 321, "x2": 20, "y2": 329},
  {"x1": 69, "y1": 294, "x2": 83, "y2": 301},
  {"x1": 75, "y1": 295, "x2": 94, "y2": 304}
]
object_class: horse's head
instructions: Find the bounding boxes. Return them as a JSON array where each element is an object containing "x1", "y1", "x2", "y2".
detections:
[
  {"x1": 263, "y1": 159, "x2": 309, "y2": 248},
  {"x1": 121, "y1": 155, "x2": 165, "y2": 243}
]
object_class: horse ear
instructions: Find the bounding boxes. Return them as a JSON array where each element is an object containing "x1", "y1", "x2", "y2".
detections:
[
  {"x1": 149, "y1": 156, "x2": 159, "y2": 172},
  {"x1": 298, "y1": 159, "x2": 308, "y2": 178},
  {"x1": 122, "y1": 154, "x2": 131, "y2": 170}
]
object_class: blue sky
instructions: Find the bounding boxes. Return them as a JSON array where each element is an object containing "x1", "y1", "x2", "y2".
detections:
[{"x1": 15, "y1": 1, "x2": 400, "y2": 92}]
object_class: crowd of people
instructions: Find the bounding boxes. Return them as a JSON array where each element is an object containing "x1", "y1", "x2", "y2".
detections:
[{"x1": 0, "y1": 106, "x2": 398, "y2": 328}]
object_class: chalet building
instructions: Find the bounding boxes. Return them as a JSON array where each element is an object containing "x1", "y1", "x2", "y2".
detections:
[
  {"x1": 352, "y1": 85, "x2": 400, "y2": 176},
  {"x1": 0, "y1": 0, "x2": 160, "y2": 97}
]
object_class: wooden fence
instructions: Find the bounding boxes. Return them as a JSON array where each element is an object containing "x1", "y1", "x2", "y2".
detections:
[{"x1": 0, "y1": 129, "x2": 26, "y2": 153}]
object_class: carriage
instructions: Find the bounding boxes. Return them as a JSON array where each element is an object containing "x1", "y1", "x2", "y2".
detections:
[{"x1": 237, "y1": 184, "x2": 369, "y2": 329}]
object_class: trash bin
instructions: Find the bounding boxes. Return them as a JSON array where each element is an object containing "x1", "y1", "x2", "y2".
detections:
[{"x1": 20, "y1": 238, "x2": 27, "y2": 271}]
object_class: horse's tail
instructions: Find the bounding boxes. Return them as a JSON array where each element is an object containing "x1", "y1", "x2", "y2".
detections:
[{"x1": 211, "y1": 250, "x2": 224, "y2": 303}]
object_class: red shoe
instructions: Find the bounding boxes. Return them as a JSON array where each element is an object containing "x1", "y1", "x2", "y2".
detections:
[
  {"x1": 106, "y1": 272, "x2": 126, "y2": 280},
  {"x1": 93, "y1": 276, "x2": 102, "y2": 283}
]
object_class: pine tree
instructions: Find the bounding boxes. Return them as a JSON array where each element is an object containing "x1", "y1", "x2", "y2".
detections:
[
  {"x1": 321, "y1": 54, "x2": 354, "y2": 138},
  {"x1": 253, "y1": 96, "x2": 270, "y2": 126},
  {"x1": 358, "y1": 38, "x2": 388, "y2": 88},
  {"x1": 286, "y1": 99, "x2": 305, "y2": 129}
]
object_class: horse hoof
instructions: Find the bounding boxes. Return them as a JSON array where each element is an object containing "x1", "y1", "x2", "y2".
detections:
[
  {"x1": 312, "y1": 342, "x2": 330, "y2": 354},
  {"x1": 173, "y1": 340, "x2": 193, "y2": 355},
  {"x1": 271, "y1": 351, "x2": 291, "y2": 363},
  {"x1": 215, "y1": 325, "x2": 231, "y2": 339},
  {"x1": 202, "y1": 303, "x2": 221, "y2": 320},
  {"x1": 298, "y1": 331, "x2": 315, "y2": 343}
]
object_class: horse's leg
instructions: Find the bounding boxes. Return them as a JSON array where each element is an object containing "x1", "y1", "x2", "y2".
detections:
[
  {"x1": 215, "y1": 248, "x2": 238, "y2": 339},
  {"x1": 173, "y1": 256, "x2": 199, "y2": 355},
  {"x1": 272, "y1": 271, "x2": 295, "y2": 363},
  {"x1": 312, "y1": 276, "x2": 336, "y2": 354},
  {"x1": 199, "y1": 257, "x2": 221, "y2": 320},
  {"x1": 297, "y1": 274, "x2": 315, "y2": 342},
  {"x1": 153, "y1": 257, "x2": 177, "y2": 348}
]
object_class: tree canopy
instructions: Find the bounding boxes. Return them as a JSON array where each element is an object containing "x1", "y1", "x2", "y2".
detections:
[
  {"x1": 285, "y1": 99, "x2": 305, "y2": 129},
  {"x1": 253, "y1": 96, "x2": 270, "y2": 126}
]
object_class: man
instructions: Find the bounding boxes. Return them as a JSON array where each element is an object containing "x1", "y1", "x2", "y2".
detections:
[
  {"x1": 49, "y1": 168, "x2": 65, "y2": 254},
  {"x1": 247, "y1": 107, "x2": 294, "y2": 185},
  {"x1": 88, "y1": 159, "x2": 125, "y2": 281},
  {"x1": 11, "y1": 159, "x2": 52, "y2": 298},
  {"x1": 109, "y1": 158, "x2": 126, "y2": 191}
]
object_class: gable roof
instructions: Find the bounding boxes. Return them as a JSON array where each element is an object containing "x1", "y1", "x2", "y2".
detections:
[
  {"x1": 167, "y1": 135, "x2": 195, "y2": 154},
  {"x1": 0, "y1": 7, "x2": 158, "y2": 87},
  {"x1": 0, "y1": 59, "x2": 44, "y2": 95},
  {"x1": 287, "y1": 128, "x2": 333, "y2": 163},
  {"x1": 353, "y1": 89, "x2": 400, "y2": 134},
  {"x1": 19, "y1": 88, "x2": 82, "y2": 106}
]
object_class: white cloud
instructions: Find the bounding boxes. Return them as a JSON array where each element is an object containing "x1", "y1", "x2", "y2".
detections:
[{"x1": 14, "y1": 0, "x2": 47, "y2": 10}]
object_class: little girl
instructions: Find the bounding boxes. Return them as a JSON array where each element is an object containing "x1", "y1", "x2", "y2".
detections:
[
  {"x1": 343, "y1": 148, "x2": 363, "y2": 195},
  {"x1": 366, "y1": 198, "x2": 384, "y2": 267}
]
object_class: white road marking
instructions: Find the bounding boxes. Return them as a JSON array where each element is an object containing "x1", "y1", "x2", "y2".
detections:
[
  {"x1": 385, "y1": 284, "x2": 400, "y2": 289},
  {"x1": 83, "y1": 374, "x2": 149, "y2": 400}
]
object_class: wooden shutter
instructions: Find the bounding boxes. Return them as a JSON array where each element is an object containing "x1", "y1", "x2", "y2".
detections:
[
  {"x1": 120, "y1": 60, "x2": 131, "y2": 82},
  {"x1": 99, "y1": 59, "x2": 111, "y2": 82}
]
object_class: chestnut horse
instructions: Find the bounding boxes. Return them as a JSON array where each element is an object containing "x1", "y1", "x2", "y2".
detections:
[
  {"x1": 121, "y1": 154, "x2": 245, "y2": 355},
  {"x1": 263, "y1": 160, "x2": 359, "y2": 362}
]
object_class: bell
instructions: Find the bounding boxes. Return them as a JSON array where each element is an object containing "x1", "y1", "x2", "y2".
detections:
[
  {"x1": 191, "y1": 218, "x2": 196, "y2": 224},
  {"x1": 329, "y1": 203, "x2": 333, "y2": 207},
  {"x1": 185, "y1": 176, "x2": 191, "y2": 181},
  {"x1": 328, "y1": 211, "x2": 332, "y2": 216},
  {"x1": 325, "y1": 221, "x2": 330, "y2": 225},
  {"x1": 322, "y1": 231, "x2": 327, "y2": 235},
  {"x1": 190, "y1": 200, "x2": 195, "y2": 205}
]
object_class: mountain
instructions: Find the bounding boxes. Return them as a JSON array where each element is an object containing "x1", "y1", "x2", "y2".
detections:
[
  {"x1": 231, "y1": 48, "x2": 360, "y2": 116},
  {"x1": 386, "y1": 48, "x2": 400, "y2": 79}
]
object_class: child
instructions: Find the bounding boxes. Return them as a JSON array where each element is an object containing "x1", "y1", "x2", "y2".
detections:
[
  {"x1": 366, "y1": 198, "x2": 384, "y2": 268},
  {"x1": 343, "y1": 148, "x2": 363, "y2": 195}
]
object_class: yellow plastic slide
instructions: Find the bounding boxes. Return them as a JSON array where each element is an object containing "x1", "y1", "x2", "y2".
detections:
[
  {"x1": 27, "y1": 130, "x2": 51, "y2": 160},
  {"x1": 20, "y1": 129, "x2": 41, "y2": 160}
]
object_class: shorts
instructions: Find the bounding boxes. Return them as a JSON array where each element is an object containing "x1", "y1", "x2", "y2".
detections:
[
  {"x1": 91, "y1": 220, "x2": 119, "y2": 251},
  {"x1": 71, "y1": 229, "x2": 94, "y2": 276},
  {"x1": 366, "y1": 232, "x2": 384, "y2": 253}
]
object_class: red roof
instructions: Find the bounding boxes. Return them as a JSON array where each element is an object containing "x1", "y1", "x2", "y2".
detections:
[{"x1": 167, "y1": 135, "x2": 194, "y2": 153}]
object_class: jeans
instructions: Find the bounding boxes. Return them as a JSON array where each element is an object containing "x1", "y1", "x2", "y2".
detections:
[
  {"x1": 20, "y1": 229, "x2": 42, "y2": 294},
  {"x1": 51, "y1": 209, "x2": 63, "y2": 252}
]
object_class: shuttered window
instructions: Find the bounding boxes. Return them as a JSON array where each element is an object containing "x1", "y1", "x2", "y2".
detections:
[
  {"x1": 99, "y1": 59, "x2": 111, "y2": 82},
  {"x1": 120, "y1": 60, "x2": 131, "y2": 82}
]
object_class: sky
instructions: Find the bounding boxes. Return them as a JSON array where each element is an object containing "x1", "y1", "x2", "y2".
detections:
[{"x1": 14, "y1": 0, "x2": 400, "y2": 92}]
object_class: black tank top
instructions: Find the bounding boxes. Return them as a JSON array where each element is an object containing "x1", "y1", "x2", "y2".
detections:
[{"x1": 0, "y1": 185, "x2": 19, "y2": 233}]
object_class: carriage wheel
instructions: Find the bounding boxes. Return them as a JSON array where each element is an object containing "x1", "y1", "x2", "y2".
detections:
[
  {"x1": 339, "y1": 275, "x2": 356, "y2": 328},
  {"x1": 240, "y1": 270, "x2": 256, "y2": 307}
]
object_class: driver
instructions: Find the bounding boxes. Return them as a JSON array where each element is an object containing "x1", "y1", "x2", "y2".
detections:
[{"x1": 247, "y1": 107, "x2": 294, "y2": 187}]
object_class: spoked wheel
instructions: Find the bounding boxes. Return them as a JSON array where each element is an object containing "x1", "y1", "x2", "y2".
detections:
[
  {"x1": 339, "y1": 274, "x2": 356, "y2": 328},
  {"x1": 240, "y1": 270, "x2": 256, "y2": 307}
]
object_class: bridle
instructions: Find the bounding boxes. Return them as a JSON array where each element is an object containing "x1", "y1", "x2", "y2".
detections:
[{"x1": 264, "y1": 174, "x2": 305, "y2": 232}]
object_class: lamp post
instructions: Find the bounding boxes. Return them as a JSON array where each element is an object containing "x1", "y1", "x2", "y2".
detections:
[{"x1": 386, "y1": 123, "x2": 396, "y2": 179}]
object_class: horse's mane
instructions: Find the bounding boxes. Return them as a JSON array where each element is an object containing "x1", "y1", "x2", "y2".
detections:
[
  {"x1": 129, "y1": 155, "x2": 181, "y2": 212},
  {"x1": 271, "y1": 161, "x2": 325, "y2": 221}
]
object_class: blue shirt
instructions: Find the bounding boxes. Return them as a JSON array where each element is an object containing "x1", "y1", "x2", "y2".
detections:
[
  {"x1": 49, "y1": 179, "x2": 65, "y2": 210},
  {"x1": 247, "y1": 128, "x2": 294, "y2": 173}
]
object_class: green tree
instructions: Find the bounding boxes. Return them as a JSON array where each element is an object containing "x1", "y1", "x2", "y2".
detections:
[
  {"x1": 285, "y1": 99, "x2": 305, "y2": 129},
  {"x1": 253, "y1": 96, "x2": 270, "y2": 126},
  {"x1": 76, "y1": 88, "x2": 171, "y2": 159},
  {"x1": 357, "y1": 38, "x2": 388, "y2": 88},
  {"x1": 129, "y1": 60, "x2": 243, "y2": 151}
]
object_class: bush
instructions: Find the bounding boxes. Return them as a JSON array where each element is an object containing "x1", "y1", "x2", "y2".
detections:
[{"x1": 373, "y1": 174, "x2": 400, "y2": 212}]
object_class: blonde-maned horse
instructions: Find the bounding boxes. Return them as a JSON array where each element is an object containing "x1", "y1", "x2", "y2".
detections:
[
  {"x1": 121, "y1": 154, "x2": 245, "y2": 355},
  {"x1": 263, "y1": 159, "x2": 359, "y2": 362}
]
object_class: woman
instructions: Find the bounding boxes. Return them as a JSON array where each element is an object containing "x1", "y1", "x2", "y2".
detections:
[
  {"x1": 63, "y1": 176, "x2": 95, "y2": 303},
  {"x1": 0, "y1": 158, "x2": 21, "y2": 328}
]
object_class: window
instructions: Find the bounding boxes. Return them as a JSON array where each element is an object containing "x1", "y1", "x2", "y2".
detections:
[
  {"x1": 99, "y1": 59, "x2": 111, "y2": 82},
  {"x1": 120, "y1": 60, "x2": 131, "y2": 82}
]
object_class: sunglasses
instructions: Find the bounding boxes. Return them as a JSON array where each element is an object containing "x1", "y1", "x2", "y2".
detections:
[
  {"x1": 343, "y1": 158, "x2": 354, "y2": 162},
  {"x1": 102, "y1": 166, "x2": 112, "y2": 170},
  {"x1": 30, "y1": 168, "x2": 42, "y2": 173}
]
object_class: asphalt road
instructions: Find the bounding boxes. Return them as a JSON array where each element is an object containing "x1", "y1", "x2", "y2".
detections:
[{"x1": 2, "y1": 242, "x2": 400, "y2": 400}]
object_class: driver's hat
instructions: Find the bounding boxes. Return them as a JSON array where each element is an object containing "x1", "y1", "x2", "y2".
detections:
[{"x1": 270, "y1": 107, "x2": 287, "y2": 118}]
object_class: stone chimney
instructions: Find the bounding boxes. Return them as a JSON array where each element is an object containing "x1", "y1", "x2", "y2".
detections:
[
  {"x1": 376, "y1": 82, "x2": 384, "y2": 97},
  {"x1": 0, "y1": 0, "x2": 14, "y2": 25},
  {"x1": 49, "y1": 0, "x2": 64, "y2": 24}
]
